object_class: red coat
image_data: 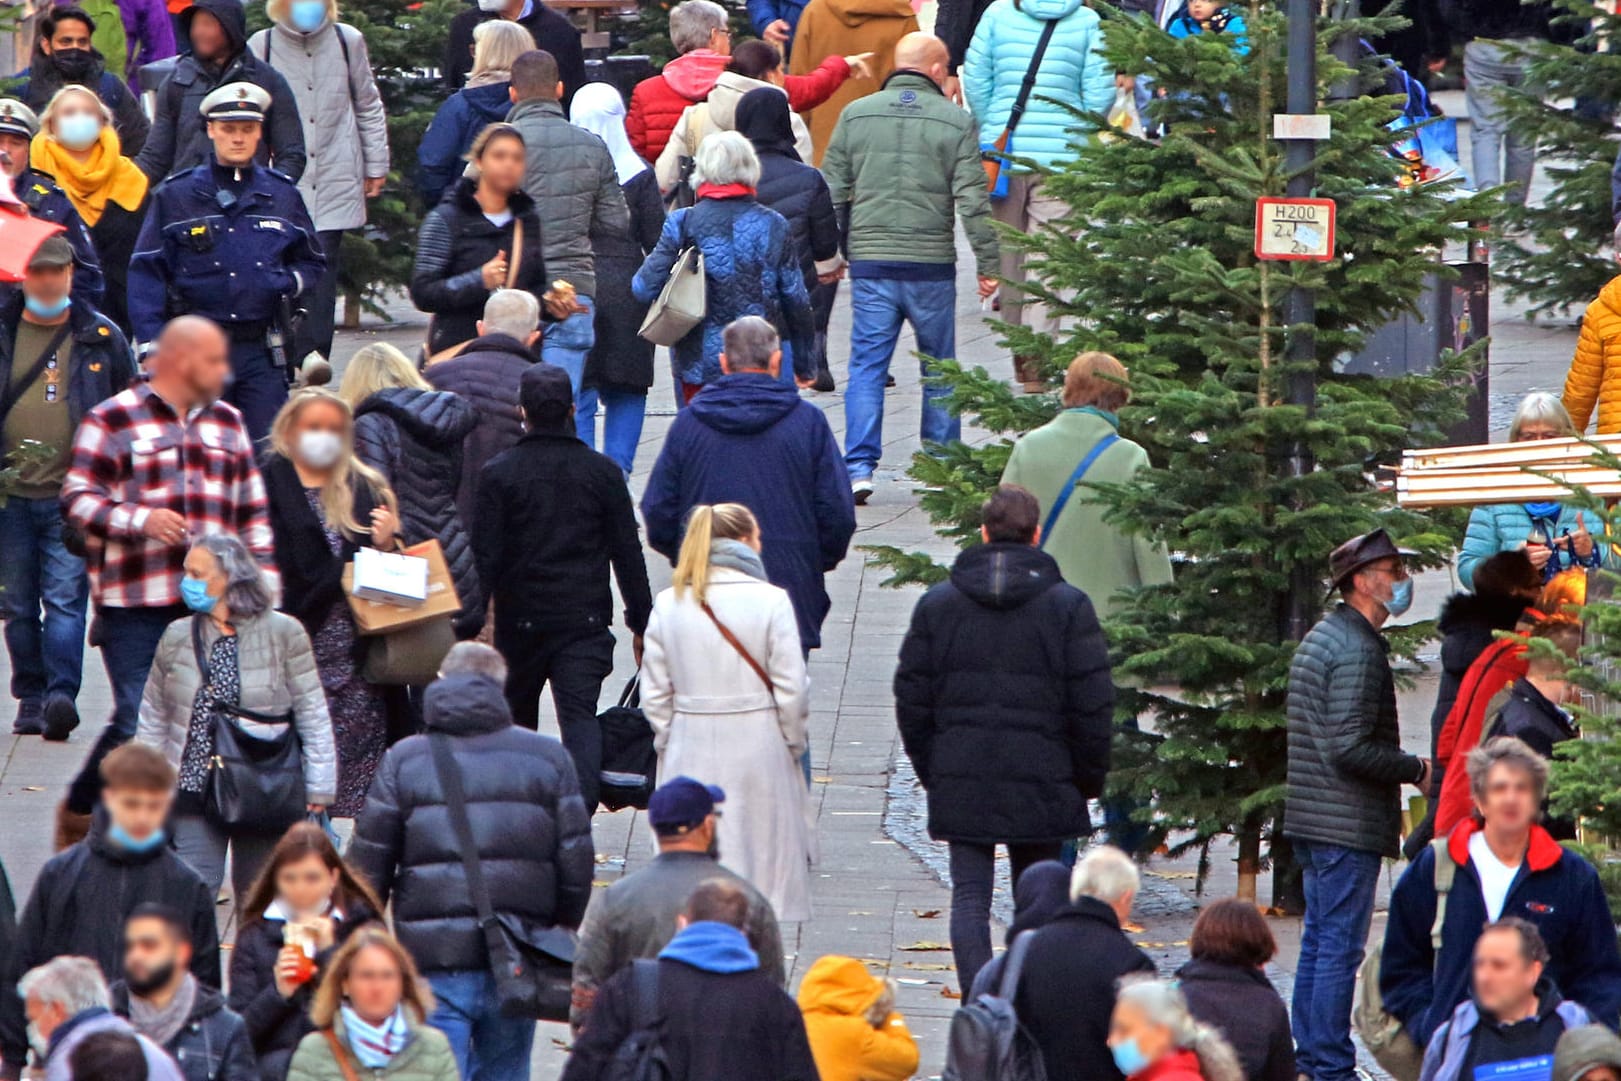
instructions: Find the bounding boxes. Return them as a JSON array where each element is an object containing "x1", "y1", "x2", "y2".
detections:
[
  {"x1": 1132, "y1": 1049, "x2": 1208, "y2": 1081},
  {"x1": 627, "y1": 50, "x2": 849, "y2": 161},
  {"x1": 1433, "y1": 635, "x2": 1530, "y2": 834}
]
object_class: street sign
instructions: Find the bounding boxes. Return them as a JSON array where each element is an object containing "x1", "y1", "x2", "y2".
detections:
[
  {"x1": 1273, "y1": 113, "x2": 1332, "y2": 140},
  {"x1": 1254, "y1": 197, "x2": 1336, "y2": 262}
]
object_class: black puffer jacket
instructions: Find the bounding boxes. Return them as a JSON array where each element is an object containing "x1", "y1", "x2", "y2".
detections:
[
  {"x1": 423, "y1": 335, "x2": 538, "y2": 529},
  {"x1": 894, "y1": 542, "x2": 1114, "y2": 844},
  {"x1": 1484, "y1": 677, "x2": 1579, "y2": 839},
  {"x1": 353, "y1": 387, "x2": 481, "y2": 638},
  {"x1": 349, "y1": 673, "x2": 595, "y2": 974},
  {"x1": 1284, "y1": 604, "x2": 1424, "y2": 858},
  {"x1": 735, "y1": 88, "x2": 838, "y2": 289},
  {"x1": 227, "y1": 905, "x2": 378, "y2": 1081},
  {"x1": 1427, "y1": 590, "x2": 1529, "y2": 755},
  {"x1": 112, "y1": 981, "x2": 257, "y2": 1081}
]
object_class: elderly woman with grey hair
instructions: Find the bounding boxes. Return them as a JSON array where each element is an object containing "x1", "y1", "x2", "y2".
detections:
[
  {"x1": 1107, "y1": 977, "x2": 1245, "y2": 1081},
  {"x1": 1457, "y1": 392, "x2": 1601, "y2": 590},
  {"x1": 633, "y1": 131, "x2": 814, "y2": 401},
  {"x1": 19, "y1": 957, "x2": 184, "y2": 1081},
  {"x1": 135, "y1": 533, "x2": 335, "y2": 900}
]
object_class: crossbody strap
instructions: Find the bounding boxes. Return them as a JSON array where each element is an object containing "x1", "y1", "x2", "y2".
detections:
[
  {"x1": 630, "y1": 957, "x2": 662, "y2": 1029},
  {"x1": 700, "y1": 602, "x2": 773, "y2": 695},
  {"x1": 191, "y1": 615, "x2": 291, "y2": 725},
  {"x1": 0, "y1": 321, "x2": 73, "y2": 430},
  {"x1": 507, "y1": 220, "x2": 524, "y2": 289},
  {"x1": 428, "y1": 732, "x2": 499, "y2": 928},
  {"x1": 1429, "y1": 836, "x2": 1456, "y2": 955},
  {"x1": 1005, "y1": 19, "x2": 1059, "y2": 138},
  {"x1": 1039, "y1": 433, "x2": 1119, "y2": 548},
  {"x1": 997, "y1": 929, "x2": 1038, "y2": 999},
  {"x1": 322, "y1": 1029, "x2": 362, "y2": 1081}
]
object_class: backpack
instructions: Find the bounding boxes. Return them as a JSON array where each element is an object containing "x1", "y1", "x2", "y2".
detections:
[
  {"x1": 942, "y1": 932, "x2": 1048, "y2": 1081},
  {"x1": 604, "y1": 959, "x2": 672, "y2": 1081},
  {"x1": 1352, "y1": 838, "x2": 1457, "y2": 1081}
]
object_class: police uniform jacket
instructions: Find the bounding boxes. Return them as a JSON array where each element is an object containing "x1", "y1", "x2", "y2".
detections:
[{"x1": 14, "y1": 168, "x2": 106, "y2": 308}]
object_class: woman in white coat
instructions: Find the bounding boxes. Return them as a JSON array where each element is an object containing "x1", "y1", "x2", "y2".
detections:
[{"x1": 643, "y1": 502, "x2": 813, "y2": 922}]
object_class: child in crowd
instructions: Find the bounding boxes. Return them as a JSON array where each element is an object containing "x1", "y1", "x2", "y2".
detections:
[{"x1": 1167, "y1": 0, "x2": 1249, "y2": 50}]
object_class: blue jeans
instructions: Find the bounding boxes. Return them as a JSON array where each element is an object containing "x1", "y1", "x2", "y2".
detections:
[
  {"x1": 0, "y1": 496, "x2": 88, "y2": 703},
  {"x1": 844, "y1": 276, "x2": 960, "y2": 481},
  {"x1": 429, "y1": 969, "x2": 535, "y2": 1081},
  {"x1": 1292, "y1": 840, "x2": 1382, "y2": 1081},
  {"x1": 576, "y1": 385, "x2": 647, "y2": 475},
  {"x1": 542, "y1": 295, "x2": 597, "y2": 444}
]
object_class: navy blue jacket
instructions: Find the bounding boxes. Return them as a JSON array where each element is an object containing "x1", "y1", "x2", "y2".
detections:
[
  {"x1": 14, "y1": 168, "x2": 106, "y2": 308},
  {"x1": 736, "y1": 88, "x2": 838, "y2": 289},
  {"x1": 641, "y1": 373, "x2": 854, "y2": 649},
  {"x1": 0, "y1": 294, "x2": 134, "y2": 428},
  {"x1": 417, "y1": 82, "x2": 514, "y2": 205},
  {"x1": 1381, "y1": 821, "x2": 1621, "y2": 1047},
  {"x1": 128, "y1": 161, "x2": 325, "y2": 342}
]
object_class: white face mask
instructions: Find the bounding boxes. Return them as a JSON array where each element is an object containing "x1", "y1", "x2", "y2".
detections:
[
  {"x1": 477, "y1": 0, "x2": 507, "y2": 12},
  {"x1": 296, "y1": 429, "x2": 344, "y2": 470}
]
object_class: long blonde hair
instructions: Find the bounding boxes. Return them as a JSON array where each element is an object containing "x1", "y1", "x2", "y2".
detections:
[
  {"x1": 269, "y1": 388, "x2": 397, "y2": 540},
  {"x1": 337, "y1": 343, "x2": 430, "y2": 412},
  {"x1": 310, "y1": 927, "x2": 434, "y2": 1029},
  {"x1": 671, "y1": 503, "x2": 757, "y2": 606}
]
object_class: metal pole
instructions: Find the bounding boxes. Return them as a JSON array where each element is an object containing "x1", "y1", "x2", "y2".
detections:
[{"x1": 1283, "y1": 0, "x2": 1317, "y2": 644}]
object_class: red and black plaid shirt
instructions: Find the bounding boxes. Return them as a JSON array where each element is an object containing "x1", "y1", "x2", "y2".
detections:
[{"x1": 61, "y1": 382, "x2": 277, "y2": 608}]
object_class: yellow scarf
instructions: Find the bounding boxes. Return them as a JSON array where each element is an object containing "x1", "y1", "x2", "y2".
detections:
[{"x1": 29, "y1": 127, "x2": 148, "y2": 227}]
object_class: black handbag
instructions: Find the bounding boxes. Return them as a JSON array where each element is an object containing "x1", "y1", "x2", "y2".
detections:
[
  {"x1": 193, "y1": 617, "x2": 307, "y2": 832},
  {"x1": 598, "y1": 674, "x2": 655, "y2": 812},
  {"x1": 427, "y1": 732, "x2": 575, "y2": 1022}
]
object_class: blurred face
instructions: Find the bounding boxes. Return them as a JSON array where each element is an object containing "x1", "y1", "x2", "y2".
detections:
[
  {"x1": 124, "y1": 916, "x2": 187, "y2": 997},
  {"x1": 102, "y1": 784, "x2": 172, "y2": 845},
  {"x1": 276, "y1": 853, "x2": 341, "y2": 917},
  {"x1": 0, "y1": 133, "x2": 30, "y2": 177},
  {"x1": 1187, "y1": 0, "x2": 1219, "y2": 19},
  {"x1": 1515, "y1": 418, "x2": 1565, "y2": 442},
  {"x1": 1584, "y1": 1070, "x2": 1621, "y2": 1081},
  {"x1": 1476, "y1": 761, "x2": 1540, "y2": 832},
  {"x1": 25, "y1": 997, "x2": 68, "y2": 1050},
  {"x1": 1473, "y1": 929, "x2": 1541, "y2": 1019},
  {"x1": 343, "y1": 946, "x2": 405, "y2": 1023},
  {"x1": 208, "y1": 119, "x2": 262, "y2": 167},
  {"x1": 174, "y1": 327, "x2": 231, "y2": 403},
  {"x1": 476, "y1": 134, "x2": 526, "y2": 195},
  {"x1": 184, "y1": 547, "x2": 228, "y2": 602},
  {"x1": 189, "y1": 10, "x2": 229, "y2": 61},
  {"x1": 1355, "y1": 557, "x2": 1409, "y2": 607},
  {"x1": 50, "y1": 91, "x2": 104, "y2": 151},
  {"x1": 22, "y1": 264, "x2": 72, "y2": 313},
  {"x1": 44, "y1": 19, "x2": 93, "y2": 53},
  {"x1": 707, "y1": 24, "x2": 731, "y2": 55},
  {"x1": 1108, "y1": 1002, "x2": 1173, "y2": 1075}
]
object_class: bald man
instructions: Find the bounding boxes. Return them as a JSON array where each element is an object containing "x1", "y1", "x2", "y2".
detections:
[
  {"x1": 820, "y1": 31, "x2": 999, "y2": 506},
  {"x1": 57, "y1": 313, "x2": 276, "y2": 841}
]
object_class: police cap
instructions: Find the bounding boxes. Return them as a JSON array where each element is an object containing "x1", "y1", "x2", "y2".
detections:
[
  {"x1": 0, "y1": 100, "x2": 40, "y2": 140},
  {"x1": 200, "y1": 82, "x2": 271, "y2": 123}
]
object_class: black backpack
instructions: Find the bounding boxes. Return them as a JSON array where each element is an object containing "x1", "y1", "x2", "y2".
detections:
[
  {"x1": 942, "y1": 932, "x2": 1050, "y2": 1081},
  {"x1": 604, "y1": 959, "x2": 672, "y2": 1081}
]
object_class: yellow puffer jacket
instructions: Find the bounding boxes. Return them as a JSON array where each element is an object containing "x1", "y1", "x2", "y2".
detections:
[
  {"x1": 797, "y1": 956, "x2": 920, "y2": 1081},
  {"x1": 1565, "y1": 276, "x2": 1621, "y2": 434}
]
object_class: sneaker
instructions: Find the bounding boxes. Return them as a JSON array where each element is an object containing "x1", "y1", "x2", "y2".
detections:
[
  {"x1": 41, "y1": 692, "x2": 79, "y2": 742},
  {"x1": 885, "y1": 374, "x2": 896, "y2": 388},
  {"x1": 11, "y1": 699, "x2": 42, "y2": 735},
  {"x1": 813, "y1": 364, "x2": 835, "y2": 393},
  {"x1": 852, "y1": 478, "x2": 874, "y2": 505}
]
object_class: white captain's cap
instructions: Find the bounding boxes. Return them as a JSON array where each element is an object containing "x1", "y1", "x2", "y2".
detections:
[{"x1": 200, "y1": 82, "x2": 271, "y2": 122}]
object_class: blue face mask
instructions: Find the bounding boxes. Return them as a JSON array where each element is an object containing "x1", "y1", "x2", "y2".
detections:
[
  {"x1": 1385, "y1": 576, "x2": 1414, "y2": 617},
  {"x1": 55, "y1": 112, "x2": 101, "y2": 151},
  {"x1": 107, "y1": 821, "x2": 166, "y2": 853},
  {"x1": 24, "y1": 294, "x2": 70, "y2": 319},
  {"x1": 289, "y1": 0, "x2": 327, "y2": 31},
  {"x1": 1111, "y1": 1037, "x2": 1151, "y2": 1078},
  {"x1": 181, "y1": 576, "x2": 218, "y2": 613}
]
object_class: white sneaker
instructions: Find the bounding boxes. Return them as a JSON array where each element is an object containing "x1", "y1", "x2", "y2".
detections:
[{"x1": 852, "y1": 478, "x2": 874, "y2": 505}]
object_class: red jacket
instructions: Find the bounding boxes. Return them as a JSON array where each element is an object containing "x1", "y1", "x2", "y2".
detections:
[
  {"x1": 1434, "y1": 635, "x2": 1530, "y2": 835},
  {"x1": 1132, "y1": 1049, "x2": 1208, "y2": 1081},
  {"x1": 627, "y1": 50, "x2": 849, "y2": 161}
]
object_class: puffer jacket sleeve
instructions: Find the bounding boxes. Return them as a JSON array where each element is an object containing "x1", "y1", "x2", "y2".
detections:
[
  {"x1": 893, "y1": 594, "x2": 938, "y2": 787},
  {"x1": 782, "y1": 55, "x2": 850, "y2": 113},
  {"x1": 409, "y1": 209, "x2": 488, "y2": 315},
  {"x1": 806, "y1": 173, "x2": 840, "y2": 268},
  {"x1": 284, "y1": 1035, "x2": 329, "y2": 1081},
  {"x1": 348, "y1": 749, "x2": 405, "y2": 905},
  {"x1": 548, "y1": 742, "x2": 595, "y2": 928},
  {"x1": 1079, "y1": 11, "x2": 1116, "y2": 114},
  {"x1": 626, "y1": 81, "x2": 652, "y2": 162},
  {"x1": 135, "y1": 624, "x2": 187, "y2": 761},
  {"x1": 962, "y1": 6, "x2": 997, "y2": 128},
  {"x1": 950, "y1": 122, "x2": 1000, "y2": 278},
  {"x1": 1322, "y1": 638, "x2": 1420, "y2": 785},
  {"x1": 768, "y1": 214, "x2": 816, "y2": 378},
  {"x1": 632, "y1": 212, "x2": 686, "y2": 304},
  {"x1": 281, "y1": 616, "x2": 337, "y2": 805},
  {"x1": 1457, "y1": 505, "x2": 1509, "y2": 591},
  {"x1": 343, "y1": 28, "x2": 391, "y2": 180},
  {"x1": 351, "y1": 413, "x2": 398, "y2": 488},
  {"x1": 654, "y1": 106, "x2": 699, "y2": 194},
  {"x1": 767, "y1": 591, "x2": 810, "y2": 754},
  {"x1": 1564, "y1": 294, "x2": 1609, "y2": 433}
]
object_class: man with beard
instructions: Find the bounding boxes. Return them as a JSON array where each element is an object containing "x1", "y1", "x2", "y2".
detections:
[
  {"x1": 112, "y1": 906, "x2": 256, "y2": 1081},
  {"x1": 569, "y1": 777, "x2": 785, "y2": 1031},
  {"x1": 15, "y1": 7, "x2": 149, "y2": 156}
]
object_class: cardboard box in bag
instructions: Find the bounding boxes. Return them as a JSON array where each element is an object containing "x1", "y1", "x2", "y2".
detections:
[{"x1": 344, "y1": 540, "x2": 462, "y2": 635}]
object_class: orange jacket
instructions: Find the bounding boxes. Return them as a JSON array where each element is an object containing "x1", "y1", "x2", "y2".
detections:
[
  {"x1": 797, "y1": 957, "x2": 919, "y2": 1081},
  {"x1": 1564, "y1": 275, "x2": 1621, "y2": 434}
]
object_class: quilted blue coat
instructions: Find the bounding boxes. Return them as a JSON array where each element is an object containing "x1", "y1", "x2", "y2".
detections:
[{"x1": 962, "y1": 0, "x2": 1115, "y2": 173}]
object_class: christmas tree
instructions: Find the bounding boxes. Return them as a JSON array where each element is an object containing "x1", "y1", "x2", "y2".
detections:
[{"x1": 865, "y1": 6, "x2": 1493, "y2": 903}]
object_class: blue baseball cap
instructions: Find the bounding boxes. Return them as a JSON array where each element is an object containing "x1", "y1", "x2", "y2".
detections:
[{"x1": 648, "y1": 776, "x2": 725, "y2": 833}]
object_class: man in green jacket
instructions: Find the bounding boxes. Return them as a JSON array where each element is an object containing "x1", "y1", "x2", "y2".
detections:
[{"x1": 821, "y1": 32, "x2": 998, "y2": 505}]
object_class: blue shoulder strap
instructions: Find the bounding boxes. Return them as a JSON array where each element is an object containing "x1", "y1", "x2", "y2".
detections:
[{"x1": 1039, "y1": 433, "x2": 1120, "y2": 549}]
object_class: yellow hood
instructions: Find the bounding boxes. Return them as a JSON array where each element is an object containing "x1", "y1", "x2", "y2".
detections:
[{"x1": 797, "y1": 956, "x2": 883, "y2": 1016}]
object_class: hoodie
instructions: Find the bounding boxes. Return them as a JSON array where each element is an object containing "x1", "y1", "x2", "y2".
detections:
[
  {"x1": 654, "y1": 73, "x2": 814, "y2": 191},
  {"x1": 642, "y1": 372, "x2": 855, "y2": 649},
  {"x1": 736, "y1": 87, "x2": 840, "y2": 285},
  {"x1": 417, "y1": 81, "x2": 517, "y2": 203},
  {"x1": 788, "y1": 0, "x2": 918, "y2": 162},
  {"x1": 659, "y1": 921, "x2": 760, "y2": 973},
  {"x1": 797, "y1": 957, "x2": 920, "y2": 1081},
  {"x1": 1553, "y1": 1024, "x2": 1621, "y2": 1081},
  {"x1": 969, "y1": 859, "x2": 1075, "y2": 998},
  {"x1": 662, "y1": 50, "x2": 730, "y2": 102},
  {"x1": 1419, "y1": 980, "x2": 1590, "y2": 1081},
  {"x1": 43, "y1": 1010, "x2": 184, "y2": 1081},
  {"x1": 894, "y1": 541, "x2": 1115, "y2": 844}
]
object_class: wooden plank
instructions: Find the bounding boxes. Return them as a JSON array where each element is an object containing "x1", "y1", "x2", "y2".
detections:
[{"x1": 1402, "y1": 436, "x2": 1621, "y2": 471}]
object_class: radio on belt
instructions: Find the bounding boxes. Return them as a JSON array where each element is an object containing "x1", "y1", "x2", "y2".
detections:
[{"x1": 1253, "y1": 197, "x2": 1336, "y2": 262}]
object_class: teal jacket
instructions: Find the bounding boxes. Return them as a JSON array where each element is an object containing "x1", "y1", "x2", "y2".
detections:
[
  {"x1": 1458, "y1": 502, "x2": 1602, "y2": 590},
  {"x1": 962, "y1": 0, "x2": 1115, "y2": 173}
]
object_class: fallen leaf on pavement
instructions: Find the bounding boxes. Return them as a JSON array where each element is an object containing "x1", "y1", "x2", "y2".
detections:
[
  {"x1": 911, "y1": 909, "x2": 942, "y2": 919},
  {"x1": 903, "y1": 962, "x2": 954, "y2": 971},
  {"x1": 22, "y1": 786, "x2": 42, "y2": 792},
  {"x1": 940, "y1": 987, "x2": 962, "y2": 1000},
  {"x1": 1122, "y1": 921, "x2": 1146, "y2": 933},
  {"x1": 899, "y1": 941, "x2": 951, "y2": 952}
]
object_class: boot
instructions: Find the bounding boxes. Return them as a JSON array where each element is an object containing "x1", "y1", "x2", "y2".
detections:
[
  {"x1": 813, "y1": 363, "x2": 835, "y2": 393},
  {"x1": 54, "y1": 800, "x2": 91, "y2": 851},
  {"x1": 1014, "y1": 354, "x2": 1046, "y2": 394}
]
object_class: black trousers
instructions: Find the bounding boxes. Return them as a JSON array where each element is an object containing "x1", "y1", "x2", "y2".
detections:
[
  {"x1": 496, "y1": 623, "x2": 615, "y2": 811},
  {"x1": 296, "y1": 229, "x2": 345, "y2": 362}
]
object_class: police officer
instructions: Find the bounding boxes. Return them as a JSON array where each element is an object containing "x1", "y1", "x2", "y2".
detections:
[
  {"x1": 128, "y1": 82, "x2": 324, "y2": 443},
  {"x1": 0, "y1": 98, "x2": 105, "y2": 308}
]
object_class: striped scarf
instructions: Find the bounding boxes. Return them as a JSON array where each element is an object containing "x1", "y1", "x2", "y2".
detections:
[{"x1": 340, "y1": 1004, "x2": 409, "y2": 1069}]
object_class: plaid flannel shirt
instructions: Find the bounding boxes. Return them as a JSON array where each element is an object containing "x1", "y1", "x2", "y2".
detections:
[{"x1": 60, "y1": 383, "x2": 278, "y2": 608}]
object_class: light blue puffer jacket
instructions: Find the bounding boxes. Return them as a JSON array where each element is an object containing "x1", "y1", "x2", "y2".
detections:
[
  {"x1": 962, "y1": 0, "x2": 1116, "y2": 173},
  {"x1": 1457, "y1": 501, "x2": 1602, "y2": 590}
]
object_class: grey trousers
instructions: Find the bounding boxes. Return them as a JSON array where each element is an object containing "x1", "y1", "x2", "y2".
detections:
[{"x1": 172, "y1": 813, "x2": 280, "y2": 901}]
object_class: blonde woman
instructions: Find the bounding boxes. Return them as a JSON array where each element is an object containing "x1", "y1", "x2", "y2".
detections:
[
  {"x1": 31, "y1": 85, "x2": 149, "y2": 335},
  {"x1": 416, "y1": 20, "x2": 536, "y2": 204},
  {"x1": 263, "y1": 388, "x2": 398, "y2": 816},
  {"x1": 249, "y1": 0, "x2": 389, "y2": 359},
  {"x1": 339, "y1": 344, "x2": 481, "y2": 638},
  {"x1": 286, "y1": 928, "x2": 457, "y2": 1081},
  {"x1": 643, "y1": 502, "x2": 813, "y2": 922}
]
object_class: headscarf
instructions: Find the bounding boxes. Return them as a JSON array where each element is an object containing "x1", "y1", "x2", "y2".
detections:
[
  {"x1": 734, "y1": 86, "x2": 800, "y2": 162},
  {"x1": 29, "y1": 124, "x2": 148, "y2": 226},
  {"x1": 569, "y1": 82, "x2": 648, "y2": 186},
  {"x1": 1006, "y1": 860, "x2": 1073, "y2": 945}
]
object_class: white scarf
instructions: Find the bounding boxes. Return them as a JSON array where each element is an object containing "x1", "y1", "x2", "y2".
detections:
[{"x1": 340, "y1": 1004, "x2": 409, "y2": 1069}]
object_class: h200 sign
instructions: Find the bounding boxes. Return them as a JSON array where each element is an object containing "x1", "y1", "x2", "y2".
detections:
[{"x1": 1253, "y1": 197, "x2": 1336, "y2": 262}]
